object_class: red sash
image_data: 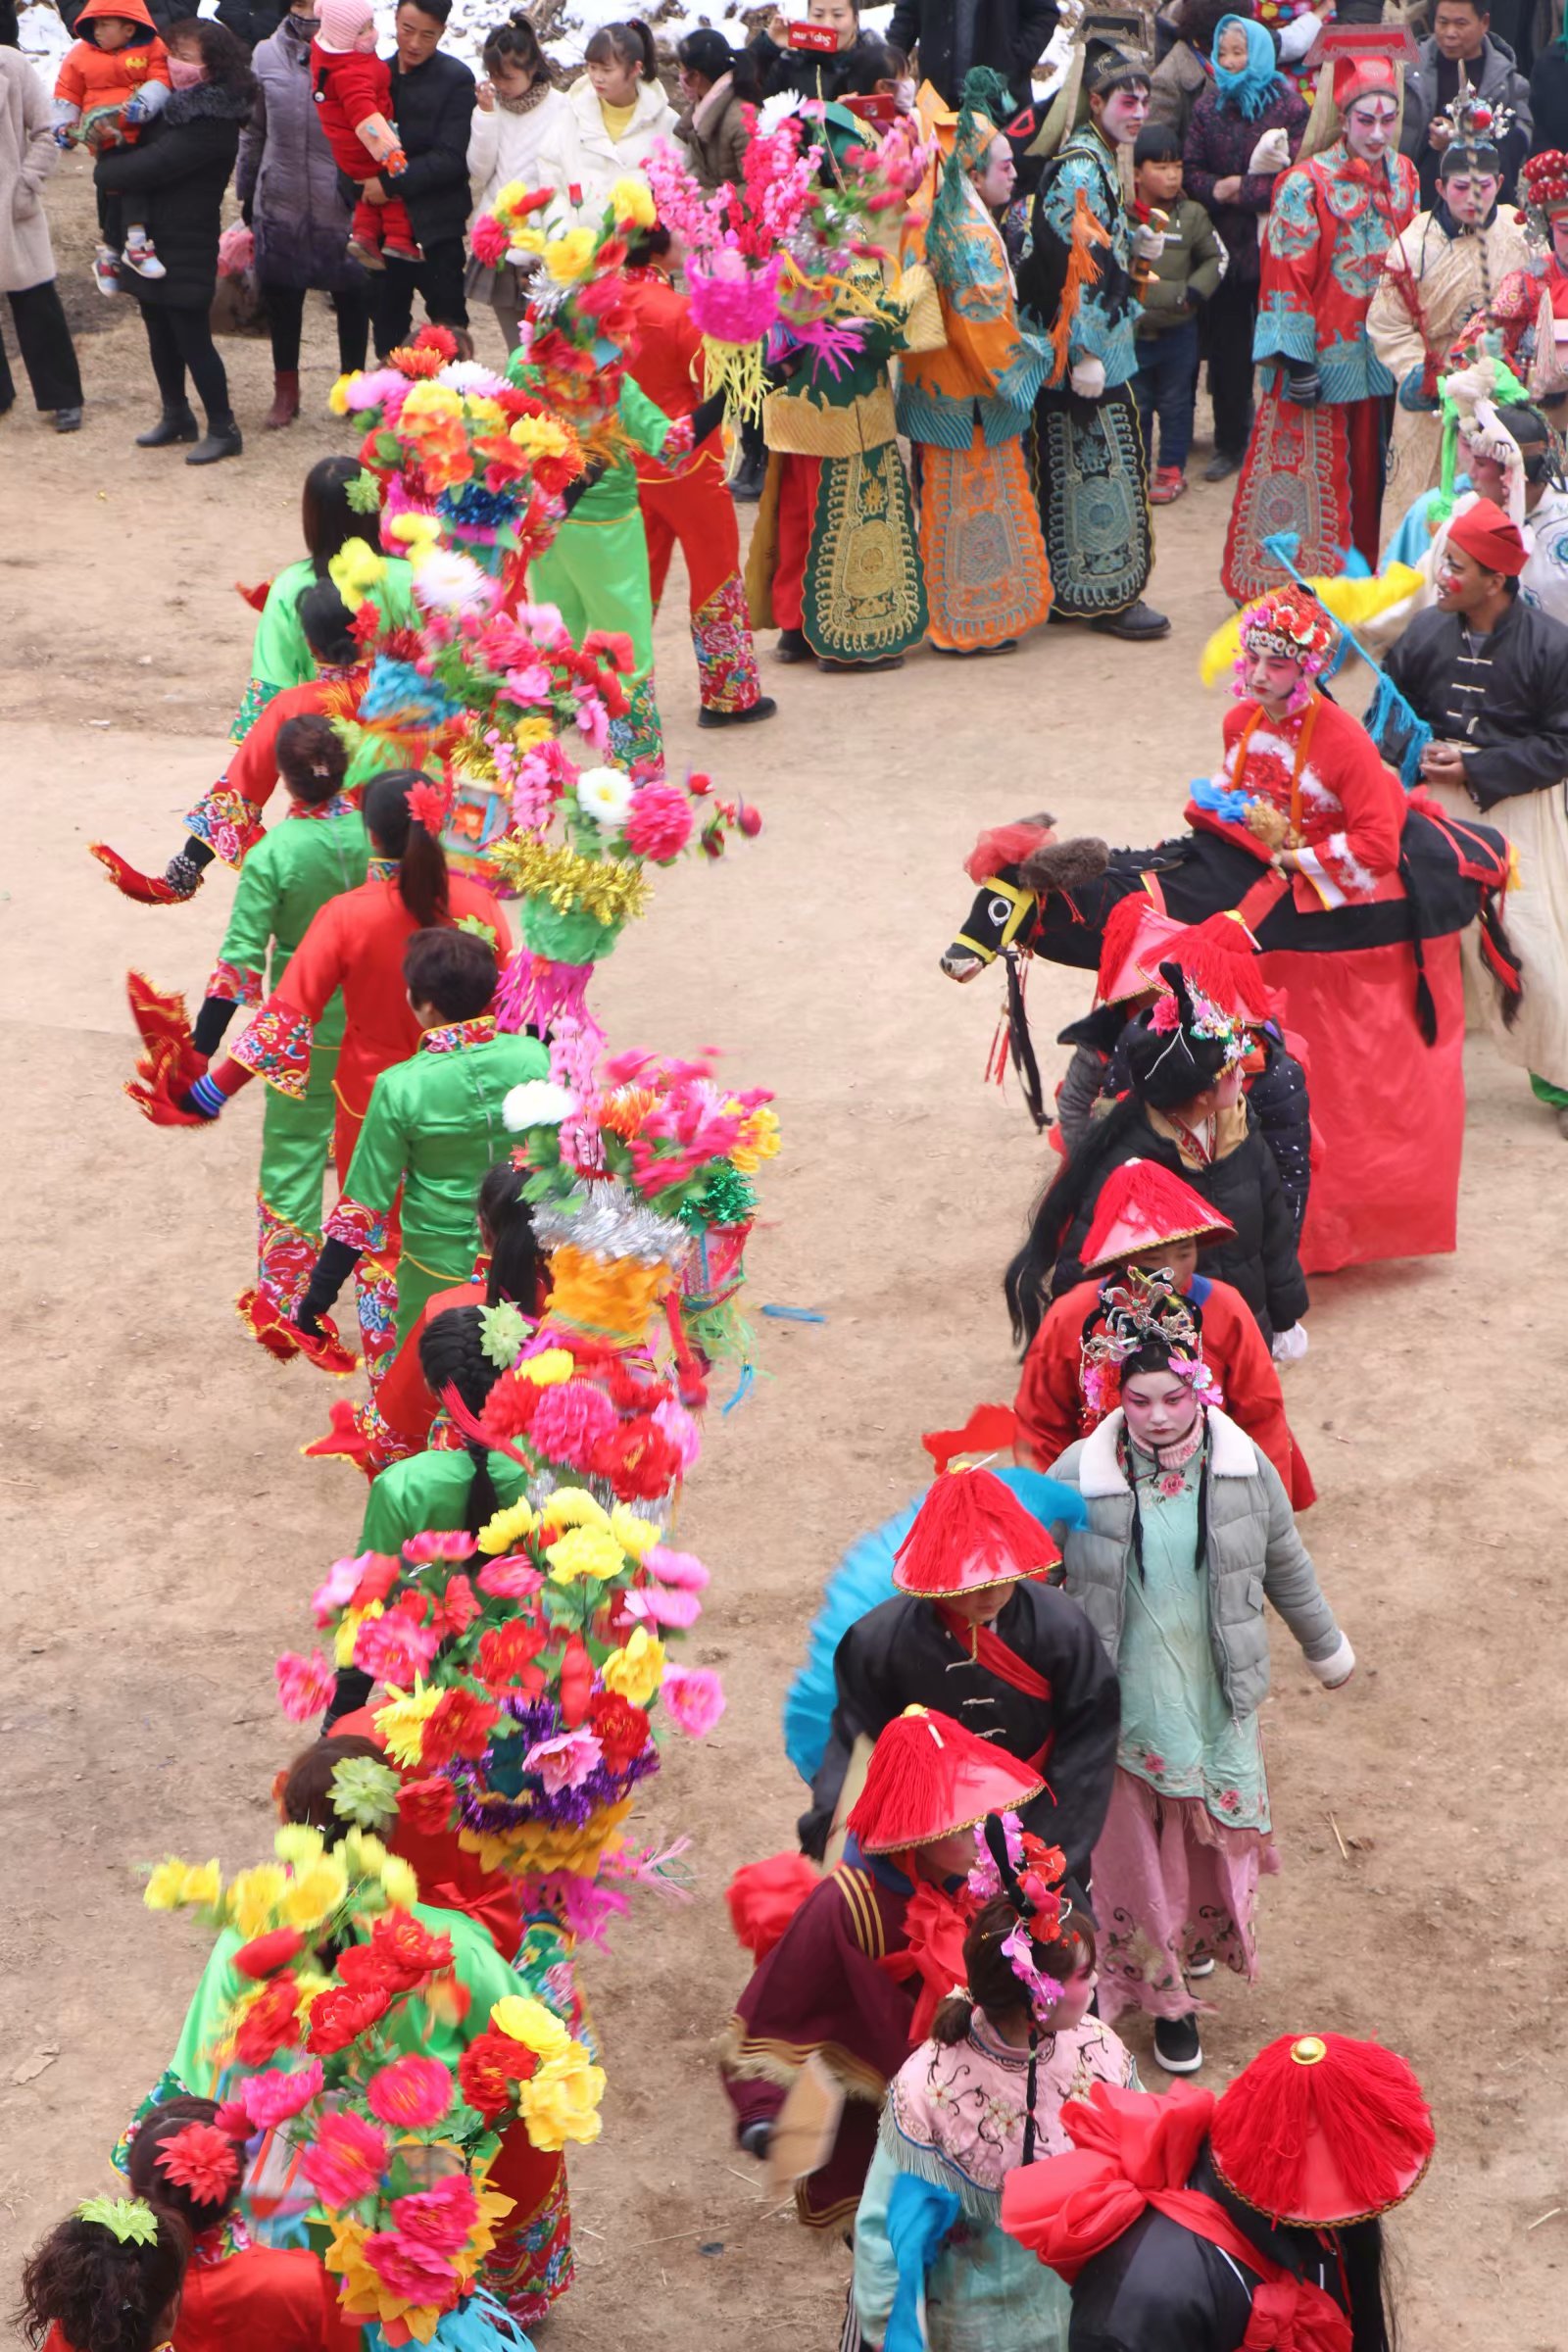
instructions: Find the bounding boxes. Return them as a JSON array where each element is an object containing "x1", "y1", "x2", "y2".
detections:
[
  {"x1": 1002, "y1": 2083, "x2": 1352, "y2": 2352},
  {"x1": 877, "y1": 1878, "x2": 977, "y2": 2041}
]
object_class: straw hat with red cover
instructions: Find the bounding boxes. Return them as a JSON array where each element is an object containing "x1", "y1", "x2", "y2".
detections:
[
  {"x1": 847, "y1": 1705, "x2": 1047, "y2": 1854},
  {"x1": 1080, "y1": 1158, "x2": 1236, "y2": 1274},
  {"x1": 891, "y1": 1466, "x2": 1061, "y2": 1599}
]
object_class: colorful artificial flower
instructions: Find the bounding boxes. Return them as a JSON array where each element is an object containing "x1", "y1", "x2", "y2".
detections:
[
  {"x1": 544, "y1": 1522, "x2": 624, "y2": 1587},
  {"x1": 226, "y1": 1863, "x2": 289, "y2": 1940},
  {"x1": 301, "y1": 2110, "x2": 391, "y2": 2208},
  {"x1": 490, "y1": 1994, "x2": 570, "y2": 2062},
  {"x1": 359, "y1": 2228, "x2": 461, "y2": 2307},
  {"x1": 522, "y1": 1728, "x2": 604, "y2": 1793},
  {"x1": 143, "y1": 1856, "x2": 221, "y2": 1912},
  {"x1": 503, "y1": 1079, "x2": 579, "y2": 1134},
  {"x1": 659, "y1": 1664, "x2": 727, "y2": 1738},
  {"x1": 610, "y1": 173, "x2": 658, "y2": 229},
  {"x1": 588, "y1": 1689, "x2": 652, "y2": 1774},
  {"x1": 305, "y1": 1983, "x2": 390, "y2": 2056},
  {"x1": 574, "y1": 764, "x2": 635, "y2": 829},
  {"x1": 388, "y1": 2175, "x2": 479, "y2": 2258},
  {"x1": 517, "y1": 2049, "x2": 607, "y2": 2150},
  {"x1": 398, "y1": 1778, "x2": 457, "y2": 1838},
  {"x1": 368, "y1": 1908, "x2": 454, "y2": 1989},
  {"x1": 544, "y1": 226, "x2": 597, "y2": 282},
  {"x1": 730, "y1": 1102, "x2": 782, "y2": 1173},
  {"x1": 622, "y1": 780, "x2": 693, "y2": 861},
  {"x1": 155, "y1": 2122, "x2": 239, "y2": 2206},
  {"x1": 419, "y1": 1686, "x2": 502, "y2": 1768},
  {"x1": 477, "y1": 1497, "x2": 539, "y2": 1553},
  {"x1": 644, "y1": 1544, "x2": 709, "y2": 1590},
  {"x1": 275, "y1": 1649, "x2": 336, "y2": 1721},
  {"x1": 239, "y1": 2060, "x2": 323, "y2": 2129},
  {"x1": 610, "y1": 1504, "x2": 660, "y2": 1561},
  {"x1": 456, "y1": 2031, "x2": 522, "y2": 2119},
  {"x1": 539, "y1": 1486, "x2": 610, "y2": 1531},
  {"x1": 600, "y1": 1626, "x2": 665, "y2": 1706},
  {"x1": 475, "y1": 1556, "x2": 545, "y2": 1600},
  {"x1": 365, "y1": 2054, "x2": 453, "y2": 2131},
  {"x1": 74, "y1": 2197, "x2": 160, "y2": 2246},
  {"x1": 404, "y1": 1530, "x2": 478, "y2": 1566},
  {"x1": 233, "y1": 1974, "x2": 305, "y2": 2066},
  {"x1": 379, "y1": 1853, "x2": 420, "y2": 1910},
  {"x1": 329, "y1": 1755, "x2": 404, "y2": 1832},
  {"x1": 374, "y1": 1680, "x2": 443, "y2": 1769},
  {"x1": 232, "y1": 1926, "x2": 308, "y2": 1981},
  {"x1": 281, "y1": 1852, "x2": 350, "y2": 1933},
  {"x1": 354, "y1": 1608, "x2": 442, "y2": 1686}
]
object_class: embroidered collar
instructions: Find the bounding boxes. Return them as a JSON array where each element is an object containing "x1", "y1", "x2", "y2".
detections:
[
  {"x1": 368, "y1": 855, "x2": 398, "y2": 879},
  {"x1": 287, "y1": 792, "x2": 356, "y2": 822},
  {"x1": 419, "y1": 1015, "x2": 499, "y2": 1054},
  {"x1": 193, "y1": 2215, "x2": 251, "y2": 2268}
]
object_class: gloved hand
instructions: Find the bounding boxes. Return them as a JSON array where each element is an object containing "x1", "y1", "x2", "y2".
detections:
[
  {"x1": 1283, "y1": 360, "x2": 1321, "y2": 408},
  {"x1": 1132, "y1": 220, "x2": 1165, "y2": 262},
  {"x1": 1397, "y1": 365, "x2": 1438, "y2": 413},
  {"x1": 1271, "y1": 1322, "x2": 1310, "y2": 1365},
  {"x1": 1246, "y1": 125, "x2": 1292, "y2": 175},
  {"x1": 1069, "y1": 353, "x2": 1106, "y2": 400}
]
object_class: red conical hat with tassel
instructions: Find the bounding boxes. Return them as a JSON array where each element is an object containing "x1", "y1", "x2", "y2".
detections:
[
  {"x1": 1145, "y1": 911, "x2": 1276, "y2": 1026},
  {"x1": 1080, "y1": 1158, "x2": 1236, "y2": 1274},
  {"x1": 1095, "y1": 895, "x2": 1186, "y2": 1006},
  {"x1": 1210, "y1": 2033, "x2": 1435, "y2": 2228},
  {"x1": 892, "y1": 1466, "x2": 1060, "y2": 1597},
  {"x1": 848, "y1": 1706, "x2": 1046, "y2": 1854}
]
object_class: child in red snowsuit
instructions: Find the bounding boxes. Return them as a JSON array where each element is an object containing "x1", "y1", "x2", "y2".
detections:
[{"x1": 311, "y1": 0, "x2": 418, "y2": 269}]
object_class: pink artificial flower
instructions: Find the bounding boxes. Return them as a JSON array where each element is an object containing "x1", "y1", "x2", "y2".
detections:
[
  {"x1": 313, "y1": 1553, "x2": 372, "y2": 1624},
  {"x1": 574, "y1": 698, "x2": 611, "y2": 755},
  {"x1": 645, "y1": 1544, "x2": 710, "y2": 1591},
  {"x1": 213, "y1": 2099, "x2": 252, "y2": 2140},
  {"x1": 622, "y1": 781, "x2": 694, "y2": 862},
  {"x1": 389, "y1": 2174, "x2": 479, "y2": 2257},
  {"x1": 275, "y1": 1650, "x2": 336, "y2": 1722},
  {"x1": 241, "y1": 2060, "x2": 324, "y2": 2129},
  {"x1": 300, "y1": 2110, "x2": 389, "y2": 2209},
  {"x1": 650, "y1": 1399, "x2": 701, "y2": 1473},
  {"x1": 470, "y1": 212, "x2": 508, "y2": 268},
  {"x1": 504, "y1": 662, "x2": 555, "y2": 706},
  {"x1": 360, "y1": 2230, "x2": 462, "y2": 2306},
  {"x1": 404, "y1": 1530, "x2": 477, "y2": 1565},
  {"x1": 661, "y1": 1665, "x2": 726, "y2": 1739},
  {"x1": 477, "y1": 1557, "x2": 546, "y2": 1599},
  {"x1": 625, "y1": 1584, "x2": 702, "y2": 1631},
  {"x1": 523, "y1": 1728, "x2": 604, "y2": 1793},
  {"x1": 354, "y1": 1611, "x2": 442, "y2": 1685},
  {"x1": 365, "y1": 2055, "x2": 454, "y2": 2132},
  {"x1": 529, "y1": 1380, "x2": 618, "y2": 1460}
]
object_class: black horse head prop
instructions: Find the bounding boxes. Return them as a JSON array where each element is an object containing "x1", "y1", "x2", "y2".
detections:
[{"x1": 940, "y1": 816, "x2": 1112, "y2": 982}]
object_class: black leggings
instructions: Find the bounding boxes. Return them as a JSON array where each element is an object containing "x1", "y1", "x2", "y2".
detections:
[
  {"x1": 263, "y1": 279, "x2": 370, "y2": 375},
  {"x1": 141, "y1": 301, "x2": 231, "y2": 425}
]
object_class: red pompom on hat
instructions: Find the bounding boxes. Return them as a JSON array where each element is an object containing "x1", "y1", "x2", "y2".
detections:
[
  {"x1": 1150, "y1": 912, "x2": 1275, "y2": 1026},
  {"x1": 893, "y1": 1467, "x2": 1060, "y2": 1597},
  {"x1": 1210, "y1": 2032, "x2": 1435, "y2": 2227},
  {"x1": 1095, "y1": 895, "x2": 1186, "y2": 1006},
  {"x1": 963, "y1": 813, "x2": 1057, "y2": 885},
  {"x1": 848, "y1": 1706, "x2": 1046, "y2": 1854},
  {"x1": 1080, "y1": 1158, "x2": 1236, "y2": 1273},
  {"x1": 1446, "y1": 495, "x2": 1529, "y2": 579},
  {"x1": 725, "y1": 1853, "x2": 821, "y2": 1959}
]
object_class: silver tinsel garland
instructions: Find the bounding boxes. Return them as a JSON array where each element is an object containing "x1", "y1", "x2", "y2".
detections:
[{"x1": 533, "y1": 1180, "x2": 694, "y2": 1271}]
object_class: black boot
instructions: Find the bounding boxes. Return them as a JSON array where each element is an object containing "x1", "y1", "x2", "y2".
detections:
[
  {"x1": 187, "y1": 416, "x2": 244, "y2": 466},
  {"x1": 136, "y1": 403, "x2": 198, "y2": 447},
  {"x1": 730, "y1": 443, "x2": 766, "y2": 503}
]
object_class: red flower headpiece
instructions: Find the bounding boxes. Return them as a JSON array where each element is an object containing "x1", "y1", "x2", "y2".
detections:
[{"x1": 155, "y1": 2121, "x2": 241, "y2": 2206}]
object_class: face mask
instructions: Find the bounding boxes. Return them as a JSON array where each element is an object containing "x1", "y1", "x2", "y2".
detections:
[{"x1": 168, "y1": 53, "x2": 205, "y2": 85}]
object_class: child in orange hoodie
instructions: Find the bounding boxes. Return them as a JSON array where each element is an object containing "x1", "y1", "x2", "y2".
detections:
[
  {"x1": 311, "y1": 0, "x2": 419, "y2": 269},
  {"x1": 53, "y1": 0, "x2": 172, "y2": 291}
]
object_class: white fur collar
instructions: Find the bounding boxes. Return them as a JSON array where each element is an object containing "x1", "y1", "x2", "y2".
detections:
[{"x1": 1078, "y1": 1406, "x2": 1258, "y2": 1497}]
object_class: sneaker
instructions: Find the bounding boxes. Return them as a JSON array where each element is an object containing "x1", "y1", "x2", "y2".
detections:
[
  {"x1": 54, "y1": 407, "x2": 83, "y2": 433},
  {"x1": 1153, "y1": 2011, "x2": 1203, "y2": 2074},
  {"x1": 93, "y1": 247, "x2": 121, "y2": 297},
  {"x1": 1185, "y1": 1954, "x2": 1216, "y2": 1980},
  {"x1": 1150, "y1": 466, "x2": 1188, "y2": 505},
  {"x1": 122, "y1": 236, "x2": 166, "y2": 279},
  {"x1": 346, "y1": 236, "x2": 387, "y2": 271},
  {"x1": 1203, "y1": 450, "x2": 1243, "y2": 483}
]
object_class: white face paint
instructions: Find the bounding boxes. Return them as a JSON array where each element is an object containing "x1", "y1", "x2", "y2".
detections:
[
  {"x1": 1551, "y1": 214, "x2": 1568, "y2": 270},
  {"x1": 1244, "y1": 646, "x2": 1306, "y2": 708},
  {"x1": 1345, "y1": 96, "x2": 1397, "y2": 162},
  {"x1": 1444, "y1": 168, "x2": 1500, "y2": 224},
  {"x1": 1098, "y1": 80, "x2": 1151, "y2": 144}
]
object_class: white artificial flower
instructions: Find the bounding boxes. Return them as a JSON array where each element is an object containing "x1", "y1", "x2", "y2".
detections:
[
  {"x1": 439, "y1": 360, "x2": 512, "y2": 398},
  {"x1": 757, "y1": 89, "x2": 807, "y2": 136},
  {"x1": 574, "y1": 765, "x2": 635, "y2": 829},
  {"x1": 410, "y1": 546, "x2": 500, "y2": 619},
  {"x1": 503, "y1": 1080, "x2": 580, "y2": 1132}
]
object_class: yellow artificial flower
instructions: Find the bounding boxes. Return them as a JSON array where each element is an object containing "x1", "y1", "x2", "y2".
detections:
[
  {"x1": 545, "y1": 1525, "x2": 624, "y2": 1587},
  {"x1": 375, "y1": 1680, "x2": 442, "y2": 1770},
  {"x1": 327, "y1": 539, "x2": 385, "y2": 608},
  {"x1": 457, "y1": 1798, "x2": 631, "y2": 1881},
  {"x1": 494, "y1": 177, "x2": 530, "y2": 217},
  {"x1": 339, "y1": 1829, "x2": 390, "y2": 1882},
  {"x1": 609, "y1": 1503, "x2": 659, "y2": 1561},
  {"x1": 600, "y1": 1626, "x2": 665, "y2": 1706},
  {"x1": 463, "y1": 393, "x2": 504, "y2": 428},
  {"x1": 226, "y1": 1863, "x2": 289, "y2": 1939},
  {"x1": 334, "y1": 1599, "x2": 383, "y2": 1668},
  {"x1": 478, "y1": 1498, "x2": 539, "y2": 1555},
  {"x1": 378, "y1": 1854, "x2": 420, "y2": 1910},
  {"x1": 509, "y1": 413, "x2": 569, "y2": 461},
  {"x1": 328, "y1": 371, "x2": 355, "y2": 416},
  {"x1": 610, "y1": 174, "x2": 657, "y2": 230},
  {"x1": 539, "y1": 1486, "x2": 609, "y2": 1531},
  {"x1": 294, "y1": 1968, "x2": 333, "y2": 2006},
  {"x1": 513, "y1": 714, "x2": 556, "y2": 751},
  {"x1": 274, "y1": 1823, "x2": 326, "y2": 1869},
  {"x1": 509, "y1": 225, "x2": 547, "y2": 257},
  {"x1": 519, "y1": 1348, "x2": 573, "y2": 1387},
  {"x1": 144, "y1": 1857, "x2": 196, "y2": 1912},
  {"x1": 517, "y1": 2050, "x2": 607, "y2": 2150},
  {"x1": 283, "y1": 1853, "x2": 349, "y2": 1932},
  {"x1": 491, "y1": 1995, "x2": 571, "y2": 2061},
  {"x1": 544, "y1": 227, "x2": 596, "y2": 283},
  {"x1": 386, "y1": 511, "x2": 441, "y2": 554},
  {"x1": 400, "y1": 380, "x2": 464, "y2": 422},
  {"x1": 729, "y1": 1103, "x2": 782, "y2": 1174},
  {"x1": 179, "y1": 1859, "x2": 222, "y2": 1908}
]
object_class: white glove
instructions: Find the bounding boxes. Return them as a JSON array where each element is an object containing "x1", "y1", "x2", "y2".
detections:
[
  {"x1": 1246, "y1": 125, "x2": 1291, "y2": 175},
  {"x1": 1271, "y1": 1322, "x2": 1309, "y2": 1364},
  {"x1": 1277, "y1": 9, "x2": 1321, "y2": 62},
  {"x1": 1308, "y1": 1634, "x2": 1355, "y2": 1690},
  {"x1": 1069, "y1": 354, "x2": 1106, "y2": 399},
  {"x1": 1132, "y1": 220, "x2": 1165, "y2": 262}
]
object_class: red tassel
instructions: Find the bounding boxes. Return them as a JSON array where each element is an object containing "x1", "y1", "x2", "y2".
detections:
[
  {"x1": 1158, "y1": 912, "x2": 1275, "y2": 1023},
  {"x1": 1210, "y1": 2032, "x2": 1434, "y2": 2222},
  {"x1": 892, "y1": 1468, "x2": 1055, "y2": 1596},
  {"x1": 725, "y1": 1853, "x2": 820, "y2": 1959},
  {"x1": 921, "y1": 1406, "x2": 1017, "y2": 1473}
]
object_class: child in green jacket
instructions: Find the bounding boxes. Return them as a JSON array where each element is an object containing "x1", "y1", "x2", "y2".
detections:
[{"x1": 1131, "y1": 125, "x2": 1226, "y2": 505}]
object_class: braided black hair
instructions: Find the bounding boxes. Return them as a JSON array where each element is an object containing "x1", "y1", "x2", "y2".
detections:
[{"x1": 417, "y1": 1304, "x2": 509, "y2": 1534}]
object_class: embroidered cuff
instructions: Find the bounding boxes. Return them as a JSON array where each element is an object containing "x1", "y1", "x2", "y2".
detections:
[
  {"x1": 206, "y1": 958, "x2": 265, "y2": 1007},
  {"x1": 231, "y1": 998, "x2": 313, "y2": 1099},
  {"x1": 183, "y1": 782, "x2": 266, "y2": 871},
  {"x1": 1292, "y1": 844, "x2": 1347, "y2": 911},
  {"x1": 324, "y1": 1193, "x2": 389, "y2": 1253}
]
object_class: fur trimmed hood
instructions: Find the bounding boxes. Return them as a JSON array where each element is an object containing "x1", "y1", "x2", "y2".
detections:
[
  {"x1": 1076, "y1": 1404, "x2": 1259, "y2": 1498},
  {"x1": 162, "y1": 77, "x2": 257, "y2": 125}
]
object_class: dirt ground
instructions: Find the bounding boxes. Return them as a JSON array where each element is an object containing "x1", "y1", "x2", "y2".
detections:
[{"x1": 3, "y1": 142, "x2": 1566, "y2": 2349}]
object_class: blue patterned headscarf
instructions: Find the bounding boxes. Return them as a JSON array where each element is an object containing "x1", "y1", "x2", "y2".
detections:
[{"x1": 1210, "y1": 14, "x2": 1282, "y2": 120}]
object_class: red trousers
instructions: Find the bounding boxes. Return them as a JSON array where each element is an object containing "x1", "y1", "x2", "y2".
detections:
[
  {"x1": 1345, "y1": 395, "x2": 1385, "y2": 569},
  {"x1": 639, "y1": 451, "x2": 762, "y2": 713},
  {"x1": 352, "y1": 190, "x2": 415, "y2": 252}
]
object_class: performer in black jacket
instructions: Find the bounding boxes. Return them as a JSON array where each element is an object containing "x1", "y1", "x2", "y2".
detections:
[
  {"x1": 368, "y1": 0, "x2": 476, "y2": 355},
  {"x1": 1379, "y1": 492, "x2": 1568, "y2": 1126},
  {"x1": 798, "y1": 1467, "x2": 1120, "y2": 1895}
]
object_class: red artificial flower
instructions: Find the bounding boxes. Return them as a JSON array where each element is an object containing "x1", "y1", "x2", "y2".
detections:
[
  {"x1": 589, "y1": 1689, "x2": 652, "y2": 1775},
  {"x1": 470, "y1": 212, "x2": 508, "y2": 268},
  {"x1": 476, "y1": 1617, "x2": 548, "y2": 1690},
  {"x1": 479, "y1": 1372, "x2": 540, "y2": 1442},
  {"x1": 352, "y1": 1553, "x2": 404, "y2": 1607},
  {"x1": 234, "y1": 1974, "x2": 304, "y2": 2066},
  {"x1": 336, "y1": 1941, "x2": 397, "y2": 1998},
  {"x1": 156, "y1": 2122, "x2": 240, "y2": 2207},
  {"x1": 457, "y1": 2030, "x2": 538, "y2": 2121},
  {"x1": 408, "y1": 776, "x2": 453, "y2": 837},
  {"x1": 420, "y1": 1687, "x2": 502, "y2": 1770},
  {"x1": 414, "y1": 323, "x2": 460, "y2": 360},
  {"x1": 232, "y1": 1926, "x2": 308, "y2": 1982},
  {"x1": 558, "y1": 1632, "x2": 595, "y2": 1730},
  {"x1": 368, "y1": 1908, "x2": 455, "y2": 1993},
  {"x1": 428, "y1": 1573, "x2": 481, "y2": 1642},
  {"x1": 350, "y1": 600, "x2": 382, "y2": 649},
  {"x1": 388, "y1": 342, "x2": 447, "y2": 379},
  {"x1": 398, "y1": 1777, "x2": 457, "y2": 1838},
  {"x1": 305, "y1": 1983, "x2": 391, "y2": 2056}
]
